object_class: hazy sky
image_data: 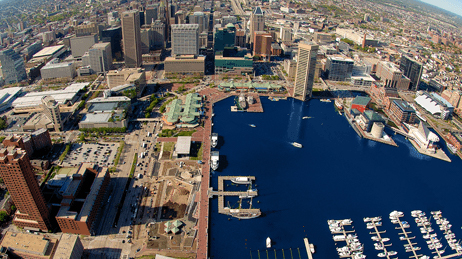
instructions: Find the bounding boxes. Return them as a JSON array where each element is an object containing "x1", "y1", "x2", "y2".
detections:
[{"x1": 418, "y1": 0, "x2": 462, "y2": 17}]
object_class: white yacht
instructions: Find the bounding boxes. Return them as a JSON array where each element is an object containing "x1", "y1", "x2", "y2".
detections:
[
  {"x1": 211, "y1": 133, "x2": 218, "y2": 148},
  {"x1": 231, "y1": 177, "x2": 252, "y2": 185},
  {"x1": 388, "y1": 251, "x2": 397, "y2": 256},
  {"x1": 292, "y1": 142, "x2": 303, "y2": 148},
  {"x1": 210, "y1": 151, "x2": 219, "y2": 171},
  {"x1": 266, "y1": 237, "x2": 271, "y2": 248},
  {"x1": 378, "y1": 252, "x2": 386, "y2": 257}
]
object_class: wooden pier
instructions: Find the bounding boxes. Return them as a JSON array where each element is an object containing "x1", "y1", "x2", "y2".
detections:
[
  {"x1": 208, "y1": 176, "x2": 261, "y2": 217},
  {"x1": 393, "y1": 214, "x2": 422, "y2": 259},
  {"x1": 367, "y1": 217, "x2": 393, "y2": 259},
  {"x1": 304, "y1": 238, "x2": 314, "y2": 259}
]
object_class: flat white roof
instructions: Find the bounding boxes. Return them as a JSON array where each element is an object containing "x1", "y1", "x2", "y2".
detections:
[
  {"x1": 88, "y1": 96, "x2": 131, "y2": 103},
  {"x1": 175, "y1": 136, "x2": 192, "y2": 154},
  {"x1": 32, "y1": 45, "x2": 65, "y2": 58},
  {"x1": 80, "y1": 113, "x2": 111, "y2": 123},
  {"x1": 12, "y1": 84, "x2": 85, "y2": 108}
]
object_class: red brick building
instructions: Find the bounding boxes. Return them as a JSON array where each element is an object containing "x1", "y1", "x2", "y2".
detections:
[
  {"x1": 351, "y1": 96, "x2": 371, "y2": 113},
  {"x1": 0, "y1": 148, "x2": 51, "y2": 231},
  {"x1": 56, "y1": 163, "x2": 110, "y2": 235}
]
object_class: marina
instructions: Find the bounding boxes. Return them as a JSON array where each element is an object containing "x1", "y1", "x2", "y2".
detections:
[
  {"x1": 208, "y1": 176, "x2": 261, "y2": 219},
  {"x1": 391, "y1": 211, "x2": 421, "y2": 259},
  {"x1": 328, "y1": 219, "x2": 366, "y2": 258},
  {"x1": 364, "y1": 216, "x2": 395, "y2": 259},
  {"x1": 209, "y1": 97, "x2": 462, "y2": 259}
]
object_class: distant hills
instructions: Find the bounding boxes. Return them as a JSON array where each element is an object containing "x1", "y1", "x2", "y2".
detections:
[{"x1": 368, "y1": 0, "x2": 462, "y2": 27}]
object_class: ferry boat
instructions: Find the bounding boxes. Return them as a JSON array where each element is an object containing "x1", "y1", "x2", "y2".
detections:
[
  {"x1": 266, "y1": 237, "x2": 271, "y2": 248},
  {"x1": 292, "y1": 142, "x2": 303, "y2": 148},
  {"x1": 335, "y1": 99, "x2": 344, "y2": 110},
  {"x1": 210, "y1": 151, "x2": 219, "y2": 171},
  {"x1": 211, "y1": 133, "x2": 218, "y2": 148},
  {"x1": 231, "y1": 177, "x2": 252, "y2": 185}
]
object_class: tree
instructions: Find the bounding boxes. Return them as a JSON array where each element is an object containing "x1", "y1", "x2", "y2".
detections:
[
  {"x1": 10, "y1": 205, "x2": 15, "y2": 212},
  {"x1": 0, "y1": 118, "x2": 7, "y2": 130},
  {"x1": 0, "y1": 211, "x2": 8, "y2": 222}
]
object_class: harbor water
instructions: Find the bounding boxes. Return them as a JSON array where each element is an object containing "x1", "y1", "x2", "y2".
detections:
[{"x1": 209, "y1": 97, "x2": 462, "y2": 259}]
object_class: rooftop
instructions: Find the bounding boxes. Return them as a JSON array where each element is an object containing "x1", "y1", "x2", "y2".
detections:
[
  {"x1": 0, "y1": 232, "x2": 56, "y2": 257},
  {"x1": 393, "y1": 99, "x2": 415, "y2": 113},
  {"x1": 352, "y1": 96, "x2": 371, "y2": 106},
  {"x1": 32, "y1": 45, "x2": 65, "y2": 58},
  {"x1": 53, "y1": 234, "x2": 80, "y2": 259},
  {"x1": 176, "y1": 136, "x2": 192, "y2": 155},
  {"x1": 80, "y1": 113, "x2": 111, "y2": 123}
]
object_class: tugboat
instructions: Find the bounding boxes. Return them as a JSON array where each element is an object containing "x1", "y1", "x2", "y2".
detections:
[
  {"x1": 210, "y1": 151, "x2": 219, "y2": 170},
  {"x1": 211, "y1": 133, "x2": 218, "y2": 148}
]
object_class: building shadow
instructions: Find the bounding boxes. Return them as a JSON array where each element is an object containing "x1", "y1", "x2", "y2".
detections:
[{"x1": 82, "y1": 248, "x2": 122, "y2": 259}]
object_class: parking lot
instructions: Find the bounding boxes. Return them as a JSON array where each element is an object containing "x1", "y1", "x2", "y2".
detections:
[{"x1": 61, "y1": 142, "x2": 120, "y2": 167}]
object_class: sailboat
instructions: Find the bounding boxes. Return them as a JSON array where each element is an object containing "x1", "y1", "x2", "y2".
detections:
[{"x1": 228, "y1": 197, "x2": 261, "y2": 219}]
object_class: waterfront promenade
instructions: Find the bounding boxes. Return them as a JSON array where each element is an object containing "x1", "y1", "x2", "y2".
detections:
[{"x1": 196, "y1": 88, "x2": 231, "y2": 259}]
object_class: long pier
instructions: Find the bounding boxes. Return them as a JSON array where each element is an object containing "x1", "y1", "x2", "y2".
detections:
[
  {"x1": 303, "y1": 238, "x2": 314, "y2": 259},
  {"x1": 393, "y1": 214, "x2": 422, "y2": 259},
  {"x1": 208, "y1": 176, "x2": 261, "y2": 216},
  {"x1": 367, "y1": 217, "x2": 393, "y2": 259},
  {"x1": 430, "y1": 211, "x2": 462, "y2": 259}
]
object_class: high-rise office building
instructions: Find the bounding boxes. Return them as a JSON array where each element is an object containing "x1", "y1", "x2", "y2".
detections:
[
  {"x1": 250, "y1": 7, "x2": 264, "y2": 44},
  {"x1": 294, "y1": 42, "x2": 319, "y2": 101},
  {"x1": 140, "y1": 27, "x2": 152, "y2": 54},
  {"x1": 41, "y1": 96, "x2": 62, "y2": 132},
  {"x1": 122, "y1": 11, "x2": 142, "y2": 68},
  {"x1": 189, "y1": 12, "x2": 208, "y2": 33},
  {"x1": 325, "y1": 56, "x2": 354, "y2": 81},
  {"x1": 400, "y1": 55, "x2": 423, "y2": 91},
  {"x1": 0, "y1": 49, "x2": 27, "y2": 85},
  {"x1": 145, "y1": 5, "x2": 158, "y2": 25},
  {"x1": 101, "y1": 27, "x2": 122, "y2": 60},
  {"x1": 70, "y1": 34, "x2": 98, "y2": 58},
  {"x1": 89, "y1": 42, "x2": 112, "y2": 73},
  {"x1": 171, "y1": 24, "x2": 199, "y2": 56},
  {"x1": 151, "y1": 20, "x2": 165, "y2": 49},
  {"x1": 0, "y1": 147, "x2": 51, "y2": 231},
  {"x1": 214, "y1": 24, "x2": 236, "y2": 52},
  {"x1": 253, "y1": 31, "x2": 272, "y2": 58}
]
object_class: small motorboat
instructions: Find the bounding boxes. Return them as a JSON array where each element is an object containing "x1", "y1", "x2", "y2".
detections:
[
  {"x1": 266, "y1": 237, "x2": 271, "y2": 248},
  {"x1": 249, "y1": 124, "x2": 256, "y2": 127},
  {"x1": 292, "y1": 142, "x2": 303, "y2": 148}
]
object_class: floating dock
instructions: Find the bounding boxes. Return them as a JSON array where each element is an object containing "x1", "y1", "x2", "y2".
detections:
[{"x1": 208, "y1": 176, "x2": 261, "y2": 217}]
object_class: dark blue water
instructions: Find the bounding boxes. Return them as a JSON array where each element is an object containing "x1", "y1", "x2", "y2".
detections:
[{"x1": 209, "y1": 97, "x2": 462, "y2": 259}]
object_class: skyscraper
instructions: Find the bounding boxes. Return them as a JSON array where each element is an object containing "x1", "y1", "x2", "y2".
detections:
[
  {"x1": 294, "y1": 42, "x2": 319, "y2": 101},
  {"x1": 151, "y1": 20, "x2": 165, "y2": 49},
  {"x1": 122, "y1": 11, "x2": 142, "y2": 68},
  {"x1": 145, "y1": 5, "x2": 158, "y2": 25},
  {"x1": 89, "y1": 42, "x2": 112, "y2": 73},
  {"x1": 189, "y1": 12, "x2": 208, "y2": 33},
  {"x1": 0, "y1": 49, "x2": 27, "y2": 85},
  {"x1": 214, "y1": 24, "x2": 235, "y2": 53},
  {"x1": 171, "y1": 24, "x2": 199, "y2": 56},
  {"x1": 400, "y1": 55, "x2": 423, "y2": 91},
  {"x1": 250, "y1": 6, "x2": 264, "y2": 44},
  {"x1": 0, "y1": 147, "x2": 51, "y2": 231}
]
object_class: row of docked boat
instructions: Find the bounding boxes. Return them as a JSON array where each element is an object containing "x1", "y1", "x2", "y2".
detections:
[
  {"x1": 412, "y1": 210, "x2": 445, "y2": 254},
  {"x1": 328, "y1": 219, "x2": 366, "y2": 259},
  {"x1": 431, "y1": 210, "x2": 462, "y2": 253},
  {"x1": 365, "y1": 216, "x2": 397, "y2": 258},
  {"x1": 210, "y1": 133, "x2": 219, "y2": 170}
]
